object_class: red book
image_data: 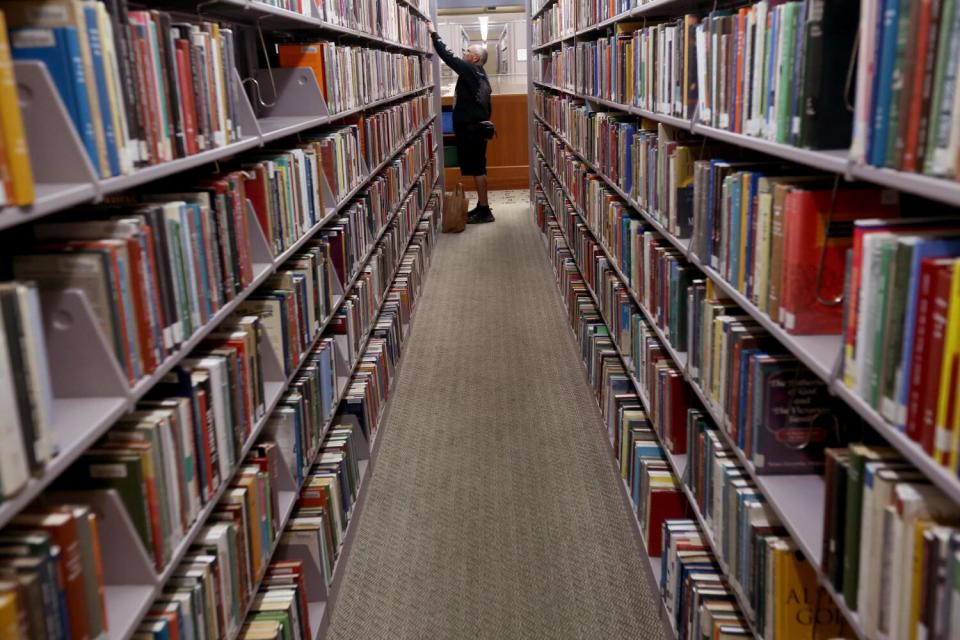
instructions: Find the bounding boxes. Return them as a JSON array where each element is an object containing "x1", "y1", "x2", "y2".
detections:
[
  {"x1": 664, "y1": 370, "x2": 689, "y2": 455},
  {"x1": 780, "y1": 187, "x2": 900, "y2": 334},
  {"x1": 901, "y1": 0, "x2": 942, "y2": 172},
  {"x1": 644, "y1": 489, "x2": 688, "y2": 555},
  {"x1": 175, "y1": 41, "x2": 199, "y2": 156},
  {"x1": 920, "y1": 265, "x2": 956, "y2": 454},
  {"x1": 230, "y1": 173, "x2": 254, "y2": 287},
  {"x1": 243, "y1": 163, "x2": 275, "y2": 250},
  {"x1": 906, "y1": 259, "x2": 954, "y2": 443}
]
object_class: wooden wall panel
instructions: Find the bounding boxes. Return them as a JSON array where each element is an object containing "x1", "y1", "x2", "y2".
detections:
[{"x1": 441, "y1": 92, "x2": 528, "y2": 190}]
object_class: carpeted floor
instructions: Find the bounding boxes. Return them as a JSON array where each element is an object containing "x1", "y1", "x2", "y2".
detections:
[{"x1": 325, "y1": 190, "x2": 667, "y2": 640}]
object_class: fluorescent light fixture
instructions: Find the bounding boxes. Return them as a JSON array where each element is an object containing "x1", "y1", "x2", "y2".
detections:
[{"x1": 479, "y1": 16, "x2": 489, "y2": 41}]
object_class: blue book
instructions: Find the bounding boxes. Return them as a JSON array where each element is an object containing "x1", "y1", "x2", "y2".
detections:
[
  {"x1": 319, "y1": 346, "x2": 334, "y2": 418},
  {"x1": 621, "y1": 124, "x2": 635, "y2": 193},
  {"x1": 185, "y1": 202, "x2": 213, "y2": 321},
  {"x1": 870, "y1": 0, "x2": 901, "y2": 166},
  {"x1": 10, "y1": 26, "x2": 98, "y2": 173},
  {"x1": 81, "y1": 5, "x2": 117, "y2": 177},
  {"x1": 706, "y1": 161, "x2": 719, "y2": 266},
  {"x1": 737, "y1": 348, "x2": 762, "y2": 448},
  {"x1": 743, "y1": 173, "x2": 761, "y2": 296},
  {"x1": 894, "y1": 236, "x2": 960, "y2": 426}
]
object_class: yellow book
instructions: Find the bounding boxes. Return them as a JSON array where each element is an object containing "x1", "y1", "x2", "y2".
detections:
[
  {"x1": 907, "y1": 519, "x2": 933, "y2": 640},
  {"x1": 0, "y1": 11, "x2": 33, "y2": 206},
  {"x1": 0, "y1": 589, "x2": 22, "y2": 639},
  {"x1": 937, "y1": 262, "x2": 960, "y2": 467},
  {"x1": 773, "y1": 540, "x2": 848, "y2": 639}
]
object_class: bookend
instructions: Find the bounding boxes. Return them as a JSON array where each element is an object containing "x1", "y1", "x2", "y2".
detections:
[
  {"x1": 254, "y1": 67, "x2": 330, "y2": 120},
  {"x1": 327, "y1": 257, "x2": 346, "y2": 310},
  {"x1": 245, "y1": 199, "x2": 276, "y2": 266},
  {"x1": 40, "y1": 289, "x2": 129, "y2": 399},
  {"x1": 0, "y1": 62, "x2": 99, "y2": 225},
  {"x1": 319, "y1": 170, "x2": 338, "y2": 218},
  {"x1": 233, "y1": 67, "x2": 263, "y2": 143},
  {"x1": 256, "y1": 318, "x2": 287, "y2": 413}
]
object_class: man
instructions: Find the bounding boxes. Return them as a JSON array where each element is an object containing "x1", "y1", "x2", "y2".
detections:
[{"x1": 427, "y1": 21, "x2": 494, "y2": 224}]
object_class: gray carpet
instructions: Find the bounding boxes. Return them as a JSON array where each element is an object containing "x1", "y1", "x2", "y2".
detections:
[{"x1": 325, "y1": 190, "x2": 666, "y2": 640}]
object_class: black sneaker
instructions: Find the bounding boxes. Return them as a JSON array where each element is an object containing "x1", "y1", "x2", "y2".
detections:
[{"x1": 466, "y1": 206, "x2": 495, "y2": 224}]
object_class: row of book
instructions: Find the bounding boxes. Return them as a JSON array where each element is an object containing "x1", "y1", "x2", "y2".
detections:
[
  {"x1": 534, "y1": 0, "x2": 960, "y2": 182},
  {"x1": 851, "y1": 0, "x2": 960, "y2": 177},
  {"x1": 538, "y1": 175, "x2": 867, "y2": 640},
  {"x1": 536, "y1": 100, "x2": 960, "y2": 474},
  {"x1": 821, "y1": 445, "x2": 960, "y2": 640},
  {"x1": 537, "y1": 197, "x2": 761, "y2": 638},
  {"x1": 531, "y1": 0, "x2": 575, "y2": 46},
  {"x1": 576, "y1": 3, "x2": 855, "y2": 149},
  {"x1": 535, "y1": 141, "x2": 845, "y2": 475},
  {"x1": 3, "y1": 1, "x2": 248, "y2": 182},
  {"x1": 137, "y1": 197, "x2": 440, "y2": 640},
  {"x1": 573, "y1": 0, "x2": 634, "y2": 30},
  {"x1": 5, "y1": 117, "x2": 432, "y2": 391},
  {"x1": 0, "y1": 1, "x2": 434, "y2": 208},
  {"x1": 277, "y1": 42, "x2": 432, "y2": 116},
  {"x1": 360, "y1": 93, "x2": 434, "y2": 169},
  {"x1": 329, "y1": 160, "x2": 436, "y2": 372},
  {"x1": 255, "y1": 0, "x2": 430, "y2": 50},
  {"x1": 685, "y1": 417, "x2": 851, "y2": 638},
  {"x1": 248, "y1": 124, "x2": 364, "y2": 257},
  {"x1": 341, "y1": 204, "x2": 438, "y2": 444},
  {"x1": 0, "y1": 502, "x2": 110, "y2": 640},
  {"x1": 61, "y1": 313, "x2": 274, "y2": 571},
  {"x1": 0, "y1": 191, "x2": 440, "y2": 640},
  {"x1": 0, "y1": 124, "x2": 433, "y2": 508}
]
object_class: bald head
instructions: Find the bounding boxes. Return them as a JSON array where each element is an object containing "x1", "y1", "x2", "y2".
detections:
[{"x1": 464, "y1": 44, "x2": 488, "y2": 66}]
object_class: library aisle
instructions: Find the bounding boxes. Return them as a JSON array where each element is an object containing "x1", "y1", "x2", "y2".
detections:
[{"x1": 326, "y1": 191, "x2": 665, "y2": 639}]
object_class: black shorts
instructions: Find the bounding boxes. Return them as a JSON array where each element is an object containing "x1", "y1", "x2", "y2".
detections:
[{"x1": 454, "y1": 123, "x2": 488, "y2": 177}]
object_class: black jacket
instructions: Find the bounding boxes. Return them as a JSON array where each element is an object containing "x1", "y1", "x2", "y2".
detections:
[{"x1": 431, "y1": 32, "x2": 492, "y2": 126}]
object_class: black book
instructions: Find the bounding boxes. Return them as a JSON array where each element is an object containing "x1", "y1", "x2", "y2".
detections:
[
  {"x1": 138, "y1": 204, "x2": 181, "y2": 348},
  {"x1": 159, "y1": 11, "x2": 187, "y2": 158},
  {"x1": 104, "y1": 0, "x2": 146, "y2": 166},
  {"x1": 799, "y1": 0, "x2": 860, "y2": 149}
]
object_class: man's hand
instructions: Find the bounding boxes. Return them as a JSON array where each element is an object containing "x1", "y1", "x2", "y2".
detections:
[{"x1": 426, "y1": 20, "x2": 436, "y2": 34}]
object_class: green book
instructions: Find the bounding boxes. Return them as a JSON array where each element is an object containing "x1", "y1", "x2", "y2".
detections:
[
  {"x1": 877, "y1": 239, "x2": 917, "y2": 417},
  {"x1": 840, "y1": 446, "x2": 903, "y2": 607},
  {"x1": 775, "y1": 2, "x2": 800, "y2": 143},
  {"x1": 923, "y1": 0, "x2": 957, "y2": 173},
  {"x1": 866, "y1": 240, "x2": 898, "y2": 406},
  {"x1": 884, "y1": 0, "x2": 916, "y2": 168}
]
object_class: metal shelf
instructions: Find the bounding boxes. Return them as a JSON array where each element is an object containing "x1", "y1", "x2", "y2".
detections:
[
  {"x1": 531, "y1": 83, "x2": 960, "y2": 207},
  {"x1": 0, "y1": 119, "x2": 438, "y2": 532},
  {"x1": 533, "y1": 113, "x2": 842, "y2": 382},
  {"x1": 225, "y1": 177, "x2": 440, "y2": 640},
  {"x1": 536, "y1": 150, "x2": 869, "y2": 639},
  {"x1": 537, "y1": 181, "x2": 757, "y2": 639},
  {"x1": 187, "y1": 0, "x2": 432, "y2": 55}
]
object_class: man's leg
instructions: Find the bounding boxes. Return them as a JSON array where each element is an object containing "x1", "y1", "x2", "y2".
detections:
[{"x1": 473, "y1": 174, "x2": 489, "y2": 207}]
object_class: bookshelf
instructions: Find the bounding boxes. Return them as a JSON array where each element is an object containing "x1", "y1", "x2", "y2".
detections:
[
  {"x1": 528, "y1": 0, "x2": 960, "y2": 638},
  {"x1": 0, "y1": 0, "x2": 442, "y2": 637}
]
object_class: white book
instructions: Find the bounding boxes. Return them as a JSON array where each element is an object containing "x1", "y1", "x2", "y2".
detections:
[
  {"x1": 0, "y1": 313, "x2": 29, "y2": 498},
  {"x1": 851, "y1": 233, "x2": 895, "y2": 397}
]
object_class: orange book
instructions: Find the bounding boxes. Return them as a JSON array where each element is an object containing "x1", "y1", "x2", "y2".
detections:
[{"x1": 278, "y1": 43, "x2": 327, "y2": 102}]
